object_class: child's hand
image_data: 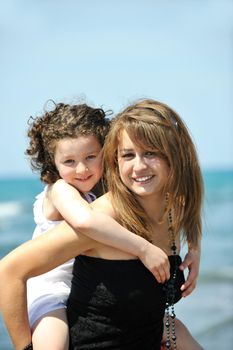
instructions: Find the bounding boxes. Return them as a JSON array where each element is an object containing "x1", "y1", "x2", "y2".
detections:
[
  {"x1": 179, "y1": 248, "x2": 200, "y2": 297},
  {"x1": 139, "y1": 242, "x2": 170, "y2": 283}
]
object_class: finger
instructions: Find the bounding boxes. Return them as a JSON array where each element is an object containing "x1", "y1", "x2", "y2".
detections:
[
  {"x1": 179, "y1": 261, "x2": 189, "y2": 271},
  {"x1": 161, "y1": 264, "x2": 171, "y2": 283},
  {"x1": 151, "y1": 264, "x2": 169, "y2": 284},
  {"x1": 158, "y1": 259, "x2": 170, "y2": 282},
  {"x1": 181, "y1": 272, "x2": 197, "y2": 291},
  {"x1": 182, "y1": 283, "x2": 195, "y2": 297},
  {"x1": 179, "y1": 256, "x2": 191, "y2": 270},
  {"x1": 165, "y1": 264, "x2": 170, "y2": 281},
  {"x1": 181, "y1": 276, "x2": 197, "y2": 293},
  {"x1": 159, "y1": 263, "x2": 169, "y2": 283},
  {"x1": 180, "y1": 270, "x2": 196, "y2": 289},
  {"x1": 155, "y1": 258, "x2": 170, "y2": 283},
  {"x1": 186, "y1": 268, "x2": 198, "y2": 284},
  {"x1": 159, "y1": 269, "x2": 166, "y2": 284},
  {"x1": 180, "y1": 280, "x2": 191, "y2": 291},
  {"x1": 150, "y1": 268, "x2": 162, "y2": 283}
]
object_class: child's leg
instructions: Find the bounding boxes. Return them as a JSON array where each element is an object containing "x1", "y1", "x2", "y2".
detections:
[
  {"x1": 32, "y1": 308, "x2": 69, "y2": 350},
  {"x1": 162, "y1": 318, "x2": 204, "y2": 350}
]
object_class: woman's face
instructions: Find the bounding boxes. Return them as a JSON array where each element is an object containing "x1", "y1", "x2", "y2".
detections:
[{"x1": 117, "y1": 130, "x2": 170, "y2": 199}]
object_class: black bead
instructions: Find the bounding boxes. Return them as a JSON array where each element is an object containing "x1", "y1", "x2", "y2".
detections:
[{"x1": 171, "y1": 244, "x2": 177, "y2": 251}]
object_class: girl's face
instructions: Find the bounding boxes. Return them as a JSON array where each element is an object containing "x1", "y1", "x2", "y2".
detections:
[
  {"x1": 54, "y1": 135, "x2": 103, "y2": 193},
  {"x1": 117, "y1": 130, "x2": 170, "y2": 199}
]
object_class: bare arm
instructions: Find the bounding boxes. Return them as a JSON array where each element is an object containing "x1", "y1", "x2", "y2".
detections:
[
  {"x1": 0, "y1": 221, "x2": 93, "y2": 350},
  {"x1": 51, "y1": 180, "x2": 170, "y2": 282}
]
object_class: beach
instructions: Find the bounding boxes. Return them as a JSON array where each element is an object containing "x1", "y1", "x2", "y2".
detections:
[{"x1": 0, "y1": 170, "x2": 233, "y2": 349}]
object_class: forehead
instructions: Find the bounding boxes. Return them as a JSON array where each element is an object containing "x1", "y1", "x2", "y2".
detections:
[
  {"x1": 118, "y1": 130, "x2": 132, "y2": 143},
  {"x1": 55, "y1": 135, "x2": 101, "y2": 154},
  {"x1": 118, "y1": 129, "x2": 152, "y2": 150}
]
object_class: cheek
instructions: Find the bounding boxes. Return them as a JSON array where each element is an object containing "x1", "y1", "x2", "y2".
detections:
[
  {"x1": 93, "y1": 159, "x2": 104, "y2": 177},
  {"x1": 155, "y1": 158, "x2": 169, "y2": 173},
  {"x1": 58, "y1": 166, "x2": 72, "y2": 179}
]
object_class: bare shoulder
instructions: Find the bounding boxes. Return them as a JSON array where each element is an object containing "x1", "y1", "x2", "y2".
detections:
[{"x1": 91, "y1": 192, "x2": 116, "y2": 218}]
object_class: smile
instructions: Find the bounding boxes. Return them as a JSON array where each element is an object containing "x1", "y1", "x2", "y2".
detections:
[
  {"x1": 76, "y1": 175, "x2": 92, "y2": 182},
  {"x1": 133, "y1": 175, "x2": 154, "y2": 182}
]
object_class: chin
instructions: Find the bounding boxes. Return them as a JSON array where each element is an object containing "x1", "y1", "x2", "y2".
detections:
[
  {"x1": 135, "y1": 189, "x2": 154, "y2": 197},
  {"x1": 80, "y1": 184, "x2": 95, "y2": 193}
]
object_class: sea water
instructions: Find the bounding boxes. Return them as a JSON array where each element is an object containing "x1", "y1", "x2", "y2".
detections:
[
  {"x1": 0, "y1": 170, "x2": 233, "y2": 349},
  {"x1": 176, "y1": 170, "x2": 233, "y2": 348}
]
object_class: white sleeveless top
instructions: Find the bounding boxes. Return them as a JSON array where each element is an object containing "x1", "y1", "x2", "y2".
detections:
[{"x1": 27, "y1": 186, "x2": 95, "y2": 327}]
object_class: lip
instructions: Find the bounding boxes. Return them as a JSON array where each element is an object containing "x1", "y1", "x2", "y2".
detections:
[{"x1": 75, "y1": 175, "x2": 93, "y2": 182}]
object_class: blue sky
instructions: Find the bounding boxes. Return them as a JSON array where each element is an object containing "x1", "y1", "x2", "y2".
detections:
[{"x1": 1, "y1": 0, "x2": 233, "y2": 177}]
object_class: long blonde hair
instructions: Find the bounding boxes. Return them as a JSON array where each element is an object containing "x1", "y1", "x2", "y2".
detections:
[{"x1": 104, "y1": 99, "x2": 204, "y2": 247}]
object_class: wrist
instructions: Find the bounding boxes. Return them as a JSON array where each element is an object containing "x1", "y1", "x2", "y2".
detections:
[{"x1": 136, "y1": 237, "x2": 150, "y2": 261}]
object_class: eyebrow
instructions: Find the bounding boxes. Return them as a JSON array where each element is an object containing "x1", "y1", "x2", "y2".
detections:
[{"x1": 118, "y1": 148, "x2": 134, "y2": 153}]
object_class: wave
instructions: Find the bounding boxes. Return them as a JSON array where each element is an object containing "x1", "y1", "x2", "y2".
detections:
[
  {"x1": 196, "y1": 316, "x2": 233, "y2": 338},
  {"x1": 0, "y1": 201, "x2": 23, "y2": 218},
  {"x1": 199, "y1": 268, "x2": 233, "y2": 283}
]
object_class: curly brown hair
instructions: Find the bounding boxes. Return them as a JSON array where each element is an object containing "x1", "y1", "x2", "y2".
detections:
[{"x1": 26, "y1": 101, "x2": 111, "y2": 184}]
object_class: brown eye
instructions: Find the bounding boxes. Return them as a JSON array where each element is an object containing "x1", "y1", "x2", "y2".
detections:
[
  {"x1": 86, "y1": 155, "x2": 96, "y2": 160},
  {"x1": 144, "y1": 151, "x2": 156, "y2": 157},
  {"x1": 122, "y1": 153, "x2": 134, "y2": 159},
  {"x1": 64, "y1": 159, "x2": 74, "y2": 165}
]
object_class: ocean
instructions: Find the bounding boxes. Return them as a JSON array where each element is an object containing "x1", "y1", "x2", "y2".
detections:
[{"x1": 0, "y1": 170, "x2": 233, "y2": 349}]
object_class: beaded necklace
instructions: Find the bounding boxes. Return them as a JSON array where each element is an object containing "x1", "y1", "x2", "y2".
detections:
[{"x1": 163, "y1": 203, "x2": 178, "y2": 350}]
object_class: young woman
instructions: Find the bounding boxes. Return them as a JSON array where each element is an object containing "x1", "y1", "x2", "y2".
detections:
[{"x1": 0, "y1": 99, "x2": 204, "y2": 350}]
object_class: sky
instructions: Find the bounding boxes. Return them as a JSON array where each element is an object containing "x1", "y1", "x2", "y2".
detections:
[{"x1": 1, "y1": 0, "x2": 233, "y2": 177}]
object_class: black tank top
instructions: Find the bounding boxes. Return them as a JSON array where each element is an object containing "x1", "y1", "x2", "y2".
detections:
[{"x1": 67, "y1": 255, "x2": 184, "y2": 350}]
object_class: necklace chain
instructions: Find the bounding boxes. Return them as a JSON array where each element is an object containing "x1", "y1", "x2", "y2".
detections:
[{"x1": 163, "y1": 196, "x2": 178, "y2": 350}]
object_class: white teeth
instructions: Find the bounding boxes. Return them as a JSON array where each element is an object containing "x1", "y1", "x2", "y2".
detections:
[{"x1": 134, "y1": 176, "x2": 153, "y2": 182}]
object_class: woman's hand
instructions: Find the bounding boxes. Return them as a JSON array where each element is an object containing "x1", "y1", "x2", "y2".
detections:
[{"x1": 179, "y1": 248, "x2": 201, "y2": 297}]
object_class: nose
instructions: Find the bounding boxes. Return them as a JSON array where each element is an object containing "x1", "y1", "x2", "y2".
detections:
[
  {"x1": 75, "y1": 162, "x2": 87, "y2": 174},
  {"x1": 133, "y1": 155, "x2": 147, "y2": 172}
]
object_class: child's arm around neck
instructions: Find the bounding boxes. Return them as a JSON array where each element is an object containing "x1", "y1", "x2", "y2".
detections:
[{"x1": 50, "y1": 179, "x2": 170, "y2": 283}]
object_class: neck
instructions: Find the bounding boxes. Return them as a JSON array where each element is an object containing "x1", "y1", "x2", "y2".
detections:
[{"x1": 137, "y1": 193, "x2": 167, "y2": 225}]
